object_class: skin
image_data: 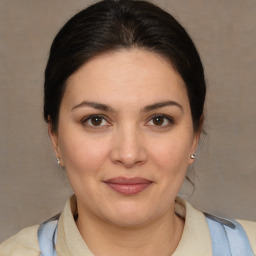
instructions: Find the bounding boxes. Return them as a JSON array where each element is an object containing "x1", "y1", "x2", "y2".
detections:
[{"x1": 49, "y1": 48, "x2": 200, "y2": 256}]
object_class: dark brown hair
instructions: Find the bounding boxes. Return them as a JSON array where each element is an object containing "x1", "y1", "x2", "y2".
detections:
[{"x1": 44, "y1": 0, "x2": 206, "y2": 132}]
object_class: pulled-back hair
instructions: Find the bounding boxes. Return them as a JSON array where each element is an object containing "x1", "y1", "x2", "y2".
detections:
[{"x1": 44, "y1": 0, "x2": 206, "y2": 132}]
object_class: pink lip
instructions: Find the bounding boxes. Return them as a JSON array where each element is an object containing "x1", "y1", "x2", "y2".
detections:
[{"x1": 104, "y1": 177, "x2": 152, "y2": 195}]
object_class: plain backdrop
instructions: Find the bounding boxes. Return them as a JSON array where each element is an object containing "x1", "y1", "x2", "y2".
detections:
[{"x1": 0, "y1": 0, "x2": 256, "y2": 242}]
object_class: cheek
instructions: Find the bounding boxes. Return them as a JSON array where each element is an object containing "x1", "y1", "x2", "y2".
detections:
[
  {"x1": 151, "y1": 136, "x2": 191, "y2": 166},
  {"x1": 148, "y1": 132, "x2": 193, "y2": 185},
  {"x1": 58, "y1": 131, "x2": 110, "y2": 175}
]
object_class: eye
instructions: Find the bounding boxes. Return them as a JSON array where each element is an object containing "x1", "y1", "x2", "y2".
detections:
[
  {"x1": 82, "y1": 115, "x2": 110, "y2": 127},
  {"x1": 146, "y1": 115, "x2": 174, "y2": 127}
]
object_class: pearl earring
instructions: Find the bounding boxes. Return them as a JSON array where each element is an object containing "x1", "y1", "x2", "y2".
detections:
[
  {"x1": 190, "y1": 153, "x2": 196, "y2": 159},
  {"x1": 56, "y1": 158, "x2": 61, "y2": 166}
]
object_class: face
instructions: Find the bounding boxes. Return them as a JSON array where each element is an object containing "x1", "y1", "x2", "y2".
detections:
[{"x1": 50, "y1": 49, "x2": 199, "y2": 227}]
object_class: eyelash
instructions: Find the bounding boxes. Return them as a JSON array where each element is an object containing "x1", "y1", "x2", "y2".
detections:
[
  {"x1": 81, "y1": 114, "x2": 111, "y2": 128},
  {"x1": 81, "y1": 114, "x2": 175, "y2": 128},
  {"x1": 146, "y1": 114, "x2": 175, "y2": 128}
]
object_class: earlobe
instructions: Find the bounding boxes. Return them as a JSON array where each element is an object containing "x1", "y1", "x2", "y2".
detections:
[
  {"x1": 188, "y1": 130, "x2": 201, "y2": 164},
  {"x1": 188, "y1": 140, "x2": 198, "y2": 164},
  {"x1": 188, "y1": 153, "x2": 197, "y2": 164},
  {"x1": 48, "y1": 122, "x2": 61, "y2": 160},
  {"x1": 189, "y1": 114, "x2": 204, "y2": 164}
]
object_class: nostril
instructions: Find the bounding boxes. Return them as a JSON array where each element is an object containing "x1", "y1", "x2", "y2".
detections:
[{"x1": 110, "y1": 145, "x2": 147, "y2": 168}]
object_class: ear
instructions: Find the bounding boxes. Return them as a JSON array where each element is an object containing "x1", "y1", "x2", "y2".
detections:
[
  {"x1": 188, "y1": 115, "x2": 204, "y2": 164},
  {"x1": 48, "y1": 120, "x2": 62, "y2": 164}
]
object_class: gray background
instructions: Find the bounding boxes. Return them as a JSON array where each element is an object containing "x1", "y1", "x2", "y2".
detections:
[{"x1": 0, "y1": 0, "x2": 256, "y2": 242}]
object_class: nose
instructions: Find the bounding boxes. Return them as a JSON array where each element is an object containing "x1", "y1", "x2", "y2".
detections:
[{"x1": 110, "y1": 125, "x2": 147, "y2": 168}]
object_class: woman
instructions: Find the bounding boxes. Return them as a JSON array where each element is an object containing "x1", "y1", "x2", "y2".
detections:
[{"x1": 0, "y1": 0, "x2": 255, "y2": 255}]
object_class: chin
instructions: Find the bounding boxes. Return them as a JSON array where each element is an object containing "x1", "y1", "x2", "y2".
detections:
[
  {"x1": 100, "y1": 203, "x2": 156, "y2": 228},
  {"x1": 107, "y1": 214, "x2": 151, "y2": 228}
]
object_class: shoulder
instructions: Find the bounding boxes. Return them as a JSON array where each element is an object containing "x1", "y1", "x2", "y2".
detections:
[
  {"x1": 0, "y1": 225, "x2": 40, "y2": 256},
  {"x1": 177, "y1": 198, "x2": 256, "y2": 254},
  {"x1": 237, "y1": 219, "x2": 256, "y2": 253}
]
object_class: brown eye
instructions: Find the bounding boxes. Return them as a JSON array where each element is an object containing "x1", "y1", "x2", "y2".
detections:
[
  {"x1": 91, "y1": 116, "x2": 103, "y2": 126},
  {"x1": 152, "y1": 116, "x2": 165, "y2": 126},
  {"x1": 146, "y1": 115, "x2": 174, "y2": 127},
  {"x1": 82, "y1": 115, "x2": 109, "y2": 127}
]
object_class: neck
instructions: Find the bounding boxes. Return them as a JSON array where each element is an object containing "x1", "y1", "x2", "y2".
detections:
[{"x1": 76, "y1": 204, "x2": 184, "y2": 256}]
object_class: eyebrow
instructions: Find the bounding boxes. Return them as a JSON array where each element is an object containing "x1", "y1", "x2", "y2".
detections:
[
  {"x1": 72, "y1": 101, "x2": 113, "y2": 112},
  {"x1": 142, "y1": 100, "x2": 183, "y2": 113},
  {"x1": 71, "y1": 100, "x2": 183, "y2": 112}
]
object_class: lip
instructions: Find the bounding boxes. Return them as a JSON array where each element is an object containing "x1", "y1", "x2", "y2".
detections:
[{"x1": 103, "y1": 177, "x2": 153, "y2": 195}]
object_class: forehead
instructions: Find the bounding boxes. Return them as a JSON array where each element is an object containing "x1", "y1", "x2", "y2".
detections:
[{"x1": 63, "y1": 49, "x2": 189, "y2": 110}]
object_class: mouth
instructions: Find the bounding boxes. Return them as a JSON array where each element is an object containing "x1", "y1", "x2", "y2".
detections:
[{"x1": 103, "y1": 177, "x2": 153, "y2": 195}]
